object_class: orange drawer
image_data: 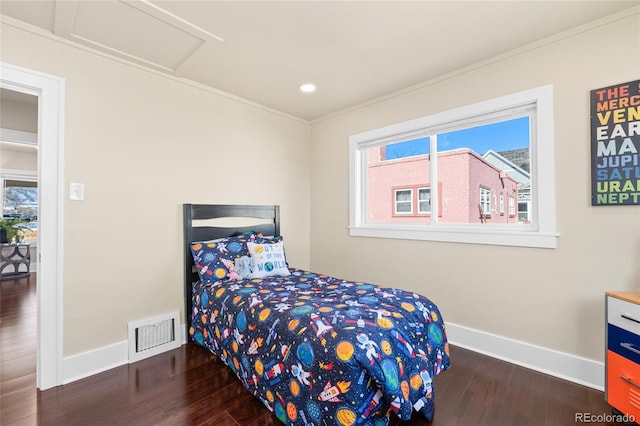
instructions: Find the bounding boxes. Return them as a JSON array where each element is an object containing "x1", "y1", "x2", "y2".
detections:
[{"x1": 607, "y1": 350, "x2": 640, "y2": 420}]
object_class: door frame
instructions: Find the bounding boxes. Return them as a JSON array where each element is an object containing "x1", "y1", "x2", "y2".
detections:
[{"x1": 1, "y1": 62, "x2": 65, "y2": 390}]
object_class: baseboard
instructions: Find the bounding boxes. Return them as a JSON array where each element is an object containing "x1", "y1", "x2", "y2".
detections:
[
  {"x1": 446, "y1": 322, "x2": 604, "y2": 391},
  {"x1": 62, "y1": 340, "x2": 128, "y2": 384},
  {"x1": 60, "y1": 322, "x2": 603, "y2": 390},
  {"x1": 62, "y1": 323, "x2": 189, "y2": 385}
]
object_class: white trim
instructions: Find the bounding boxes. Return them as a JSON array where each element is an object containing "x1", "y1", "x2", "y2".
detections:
[
  {"x1": 349, "y1": 85, "x2": 557, "y2": 249},
  {"x1": 393, "y1": 188, "x2": 413, "y2": 215},
  {"x1": 0, "y1": 128, "x2": 37, "y2": 145},
  {"x1": 446, "y1": 322, "x2": 604, "y2": 390},
  {"x1": 348, "y1": 225, "x2": 559, "y2": 248},
  {"x1": 181, "y1": 322, "x2": 187, "y2": 345},
  {"x1": 1, "y1": 62, "x2": 65, "y2": 390},
  {"x1": 60, "y1": 320, "x2": 604, "y2": 391},
  {"x1": 0, "y1": 168, "x2": 38, "y2": 180},
  {"x1": 62, "y1": 324, "x2": 188, "y2": 384},
  {"x1": 63, "y1": 341, "x2": 129, "y2": 385},
  {"x1": 127, "y1": 311, "x2": 181, "y2": 363}
]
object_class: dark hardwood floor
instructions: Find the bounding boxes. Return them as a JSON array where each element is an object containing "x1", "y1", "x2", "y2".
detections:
[{"x1": 1, "y1": 273, "x2": 632, "y2": 425}]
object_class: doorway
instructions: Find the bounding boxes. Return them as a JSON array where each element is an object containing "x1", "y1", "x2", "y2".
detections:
[
  {"x1": 1, "y1": 62, "x2": 65, "y2": 390},
  {"x1": 1, "y1": 92, "x2": 39, "y2": 269}
]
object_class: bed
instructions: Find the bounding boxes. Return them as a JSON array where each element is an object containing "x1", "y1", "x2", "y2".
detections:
[{"x1": 184, "y1": 204, "x2": 450, "y2": 425}]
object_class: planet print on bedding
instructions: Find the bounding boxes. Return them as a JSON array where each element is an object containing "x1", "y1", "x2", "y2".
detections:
[{"x1": 190, "y1": 268, "x2": 450, "y2": 425}]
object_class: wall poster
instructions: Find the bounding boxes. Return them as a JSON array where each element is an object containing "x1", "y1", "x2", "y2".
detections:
[{"x1": 591, "y1": 79, "x2": 640, "y2": 206}]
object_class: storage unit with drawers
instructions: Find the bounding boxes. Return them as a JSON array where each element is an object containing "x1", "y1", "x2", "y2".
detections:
[{"x1": 606, "y1": 291, "x2": 640, "y2": 423}]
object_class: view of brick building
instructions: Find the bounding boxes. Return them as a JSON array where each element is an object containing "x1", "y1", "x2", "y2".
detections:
[{"x1": 366, "y1": 147, "x2": 519, "y2": 224}]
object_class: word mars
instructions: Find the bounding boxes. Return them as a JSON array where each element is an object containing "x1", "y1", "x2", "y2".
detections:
[{"x1": 591, "y1": 80, "x2": 640, "y2": 206}]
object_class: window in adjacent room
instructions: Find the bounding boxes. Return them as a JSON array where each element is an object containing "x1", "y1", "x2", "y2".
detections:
[
  {"x1": 2, "y1": 178, "x2": 38, "y2": 243},
  {"x1": 349, "y1": 85, "x2": 557, "y2": 248}
]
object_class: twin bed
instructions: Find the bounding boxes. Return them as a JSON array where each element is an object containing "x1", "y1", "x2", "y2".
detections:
[{"x1": 184, "y1": 204, "x2": 450, "y2": 425}]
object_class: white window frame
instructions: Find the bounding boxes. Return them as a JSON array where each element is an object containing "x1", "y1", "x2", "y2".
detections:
[
  {"x1": 417, "y1": 187, "x2": 431, "y2": 214},
  {"x1": 509, "y1": 196, "x2": 516, "y2": 217},
  {"x1": 480, "y1": 187, "x2": 491, "y2": 216},
  {"x1": 394, "y1": 188, "x2": 413, "y2": 215},
  {"x1": 518, "y1": 200, "x2": 530, "y2": 222},
  {"x1": 349, "y1": 84, "x2": 557, "y2": 248}
]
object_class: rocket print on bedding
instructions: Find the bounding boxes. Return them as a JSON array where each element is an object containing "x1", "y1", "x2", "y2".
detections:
[{"x1": 190, "y1": 269, "x2": 450, "y2": 426}]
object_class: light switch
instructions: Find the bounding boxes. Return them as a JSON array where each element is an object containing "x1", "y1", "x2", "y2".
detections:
[{"x1": 69, "y1": 183, "x2": 85, "y2": 201}]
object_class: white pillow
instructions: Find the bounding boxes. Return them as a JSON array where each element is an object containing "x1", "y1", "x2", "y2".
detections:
[{"x1": 247, "y1": 241, "x2": 290, "y2": 278}]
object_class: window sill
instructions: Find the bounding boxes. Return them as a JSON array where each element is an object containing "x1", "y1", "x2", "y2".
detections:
[{"x1": 348, "y1": 225, "x2": 558, "y2": 248}]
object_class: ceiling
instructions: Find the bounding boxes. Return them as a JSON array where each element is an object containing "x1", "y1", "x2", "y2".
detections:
[{"x1": 1, "y1": 1, "x2": 638, "y2": 121}]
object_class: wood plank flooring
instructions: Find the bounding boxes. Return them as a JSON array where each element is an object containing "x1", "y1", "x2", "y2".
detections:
[{"x1": 1, "y1": 273, "x2": 633, "y2": 425}]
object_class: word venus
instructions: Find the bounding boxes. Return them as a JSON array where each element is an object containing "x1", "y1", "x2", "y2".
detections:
[{"x1": 591, "y1": 79, "x2": 640, "y2": 206}]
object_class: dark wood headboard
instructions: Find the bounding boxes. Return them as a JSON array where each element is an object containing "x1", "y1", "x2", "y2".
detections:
[{"x1": 183, "y1": 204, "x2": 280, "y2": 336}]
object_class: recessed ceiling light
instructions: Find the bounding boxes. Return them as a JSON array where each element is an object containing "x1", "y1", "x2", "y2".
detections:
[{"x1": 299, "y1": 83, "x2": 316, "y2": 93}]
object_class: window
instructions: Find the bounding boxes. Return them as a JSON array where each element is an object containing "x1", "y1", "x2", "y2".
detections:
[
  {"x1": 394, "y1": 189, "x2": 412, "y2": 215},
  {"x1": 390, "y1": 186, "x2": 431, "y2": 217},
  {"x1": 479, "y1": 187, "x2": 492, "y2": 220},
  {"x1": 2, "y1": 177, "x2": 38, "y2": 243},
  {"x1": 418, "y1": 187, "x2": 431, "y2": 214},
  {"x1": 518, "y1": 201, "x2": 530, "y2": 223},
  {"x1": 349, "y1": 85, "x2": 557, "y2": 248}
]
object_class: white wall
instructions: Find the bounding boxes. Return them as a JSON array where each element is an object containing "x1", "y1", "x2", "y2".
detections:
[
  {"x1": 0, "y1": 92, "x2": 38, "y2": 132},
  {"x1": 0, "y1": 147, "x2": 37, "y2": 171},
  {"x1": 0, "y1": 21, "x2": 311, "y2": 357},
  {"x1": 309, "y1": 10, "x2": 640, "y2": 369}
]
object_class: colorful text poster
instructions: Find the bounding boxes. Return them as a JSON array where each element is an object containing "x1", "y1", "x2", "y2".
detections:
[{"x1": 591, "y1": 79, "x2": 640, "y2": 206}]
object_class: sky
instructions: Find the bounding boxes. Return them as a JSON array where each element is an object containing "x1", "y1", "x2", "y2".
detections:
[{"x1": 385, "y1": 116, "x2": 530, "y2": 159}]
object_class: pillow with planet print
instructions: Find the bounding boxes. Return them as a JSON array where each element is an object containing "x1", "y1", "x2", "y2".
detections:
[
  {"x1": 190, "y1": 232, "x2": 283, "y2": 284},
  {"x1": 246, "y1": 240, "x2": 290, "y2": 279},
  {"x1": 190, "y1": 234, "x2": 254, "y2": 284}
]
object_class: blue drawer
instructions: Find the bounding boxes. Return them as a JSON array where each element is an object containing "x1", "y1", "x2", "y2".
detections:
[{"x1": 608, "y1": 323, "x2": 640, "y2": 365}]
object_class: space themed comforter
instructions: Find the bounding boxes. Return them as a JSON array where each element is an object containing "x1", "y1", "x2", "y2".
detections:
[{"x1": 189, "y1": 269, "x2": 450, "y2": 426}]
